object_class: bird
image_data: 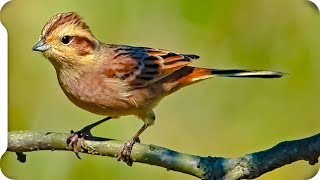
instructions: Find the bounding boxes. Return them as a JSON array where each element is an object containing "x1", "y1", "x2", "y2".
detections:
[{"x1": 32, "y1": 12, "x2": 283, "y2": 165}]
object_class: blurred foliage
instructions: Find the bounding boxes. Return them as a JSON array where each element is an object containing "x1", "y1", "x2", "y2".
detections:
[{"x1": 1, "y1": 0, "x2": 320, "y2": 179}]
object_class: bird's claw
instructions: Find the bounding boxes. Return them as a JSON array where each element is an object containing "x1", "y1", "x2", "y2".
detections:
[
  {"x1": 66, "y1": 118, "x2": 112, "y2": 159},
  {"x1": 117, "y1": 139, "x2": 135, "y2": 166},
  {"x1": 67, "y1": 130, "x2": 88, "y2": 159}
]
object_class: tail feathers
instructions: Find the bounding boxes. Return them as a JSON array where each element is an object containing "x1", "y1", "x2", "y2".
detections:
[
  {"x1": 162, "y1": 67, "x2": 283, "y2": 95},
  {"x1": 176, "y1": 67, "x2": 284, "y2": 86},
  {"x1": 211, "y1": 69, "x2": 284, "y2": 78}
]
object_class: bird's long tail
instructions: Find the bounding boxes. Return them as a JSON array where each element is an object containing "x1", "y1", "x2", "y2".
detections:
[
  {"x1": 210, "y1": 69, "x2": 284, "y2": 78},
  {"x1": 160, "y1": 66, "x2": 284, "y2": 95},
  {"x1": 174, "y1": 67, "x2": 284, "y2": 88}
]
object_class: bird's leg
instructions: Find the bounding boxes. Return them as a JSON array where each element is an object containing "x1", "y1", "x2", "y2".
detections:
[
  {"x1": 67, "y1": 116, "x2": 112, "y2": 159},
  {"x1": 117, "y1": 123, "x2": 149, "y2": 166}
]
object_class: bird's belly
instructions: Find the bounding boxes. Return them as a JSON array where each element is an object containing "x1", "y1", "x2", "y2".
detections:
[
  {"x1": 58, "y1": 74, "x2": 137, "y2": 117},
  {"x1": 57, "y1": 71, "x2": 163, "y2": 119},
  {"x1": 65, "y1": 89, "x2": 135, "y2": 117}
]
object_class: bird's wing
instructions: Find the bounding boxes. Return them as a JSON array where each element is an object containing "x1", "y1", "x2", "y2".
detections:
[{"x1": 103, "y1": 45, "x2": 199, "y2": 88}]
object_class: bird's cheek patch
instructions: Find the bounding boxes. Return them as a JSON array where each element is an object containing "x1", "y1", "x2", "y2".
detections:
[{"x1": 72, "y1": 36, "x2": 95, "y2": 56}]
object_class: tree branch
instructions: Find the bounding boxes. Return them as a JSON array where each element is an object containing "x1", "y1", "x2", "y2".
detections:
[{"x1": 6, "y1": 131, "x2": 320, "y2": 179}]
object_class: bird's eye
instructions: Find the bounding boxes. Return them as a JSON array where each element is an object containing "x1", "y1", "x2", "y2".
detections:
[{"x1": 61, "y1": 35, "x2": 72, "y2": 45}]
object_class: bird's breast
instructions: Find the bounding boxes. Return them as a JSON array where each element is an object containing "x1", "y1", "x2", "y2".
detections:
[{"x1": 57, "y1": 69, "x2": 136, "y2": 117}]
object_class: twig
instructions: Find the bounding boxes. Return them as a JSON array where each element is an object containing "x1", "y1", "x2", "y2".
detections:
[{"x1": 7, "y1": 131, "x2": 320, "y2": 180}]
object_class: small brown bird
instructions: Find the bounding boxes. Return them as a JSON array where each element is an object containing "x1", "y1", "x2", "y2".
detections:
[{"x1": 32, "y1": 12, "x2": 283, "y2": 164}]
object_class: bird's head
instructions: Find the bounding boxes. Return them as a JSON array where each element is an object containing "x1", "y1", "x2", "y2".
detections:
[{"x1": 33, "y1": 12, "x2": 99, "y2": 69}]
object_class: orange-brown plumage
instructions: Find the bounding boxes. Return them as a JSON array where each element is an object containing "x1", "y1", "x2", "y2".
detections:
[{"x1": 33, "y1": 12, "x2": 283, "y2": 163}]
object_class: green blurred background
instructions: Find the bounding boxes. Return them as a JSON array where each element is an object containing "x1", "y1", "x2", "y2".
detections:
[{"x1": 1, "y1": 0, "x2": 320, "y2": 179}]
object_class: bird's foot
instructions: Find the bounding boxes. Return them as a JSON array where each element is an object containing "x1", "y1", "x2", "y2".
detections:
[
  {"x1": 67, "y1": 130, "x2": 91, "y2": 159},
  {"x1": 66, "y1": 117, "x2": 112, "y2": 159},
  {"x1": 117, "y1": 139, "x2": 137, "y2": 166}
]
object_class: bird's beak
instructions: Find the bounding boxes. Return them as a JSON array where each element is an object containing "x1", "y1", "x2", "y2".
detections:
[{"x1": 32, "y1": 38, "x2": 51, "y2": 52}]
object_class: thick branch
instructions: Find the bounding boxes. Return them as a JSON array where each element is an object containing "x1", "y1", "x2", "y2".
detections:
[{"x1": 7, "y1": 131, "x2": 320, "y2": 179}]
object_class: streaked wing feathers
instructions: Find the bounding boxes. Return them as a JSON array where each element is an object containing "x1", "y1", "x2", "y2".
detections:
[{"x1": 105, "y1": 45, "x2": 199, "y2": 88}]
